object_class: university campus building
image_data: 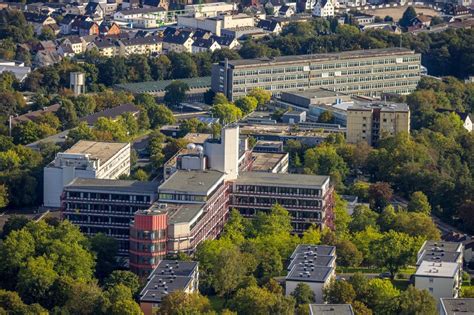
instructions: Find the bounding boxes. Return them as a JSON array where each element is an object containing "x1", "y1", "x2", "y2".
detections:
[
  {"x1": 61, "y1": 125, "x2": 334, "y2": 276},
  {"x1": 211, "y1": 47, "x2": 421, "y2": 101}
]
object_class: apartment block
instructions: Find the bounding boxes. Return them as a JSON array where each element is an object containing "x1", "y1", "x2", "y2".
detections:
[
  {"x1": 231, "y1": 172, "x2": 334, "y2": 232},
  {"x1": 177, "y1": 13, "x2": 254, "y2": 36},
  {"x1": 44, "y1": 140, "x2": 130, "y2": 208},
  {"x1": 211, "y1": 48, "x2": 421, "y2": 101},
  {"x1": 139, "y1": 260, "x2": 199, "y2": 315},
  {"x1": 309, "y1": 304, "x2": 354, "y2": 315},
  {"x1": 285, "y1": 245, "x2": 337, "y2": 303},
  {"x1": 62, "y1": 178, "x2": 158, "y2": 255},
  {"x1": 346, "y1": 102, "x2": 410, "y2": 146},
  {"x1": 440, "y1": 298, "x2": 474, "y2": 315},
  {"x1": 414, "y1": 261, "x2": 461, "y2": 300}
]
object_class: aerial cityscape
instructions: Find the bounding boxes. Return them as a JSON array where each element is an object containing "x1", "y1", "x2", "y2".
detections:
[{"x1": 0, "y1": 0, "x2": 472, "y2": 312}]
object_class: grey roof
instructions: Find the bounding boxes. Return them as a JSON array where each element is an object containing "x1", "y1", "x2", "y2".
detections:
[
  {"x1": 417, "y1": 250, "x2": 461, "y2": 265},
  {"x1": 117, "y1": 7, "x2": 165, "y2": 15},
  {"x1": 120, "y1": 35, "x2": 162, "y2": 46},
  {"x1": 143, "y1": 203, "x2": 204, "y2": 224},
  {"x1": 149, "y1": 260, "x2": 198, "y2": 278},
  {"x1": 80, "y1": 103, "x2": 139, "y2": 125},
  {"x1": 140, "y1": 260, "x2": 198, "y2": 303},
  {"x1": 286, "y1": 264, "x2": 333, "y2": 283},
  {"x1": 440, "y1": 298, "x2": 474, "y2": 315},
  {"x1": 309, "y1": 304, "x2": 355, "y2": 315},
  {"x1": 223, "y1": 48, "x2": 416, "y2": 68},
  {"x1": 192, "y1": 38, "x2": 216, "y2": 49},
  {"x1": 421, "y1": 240, "x2": 463, "y2": 253},
  {"x1": 158, "y1": 170, "x2": 225, "y2": 195},
  {"x1": 348, "y1": 102, "x2": 409, "y2": 112},
  {"x1": 139, "y1": 275, "x2": 193, "y2": 303},
  {"x1": 92, "y1": 38, "x2": 117, "y2": 49},
  {"x1": 115, "y1": 76, "x2": 211, "y2": 94},
  {"x1": 65, "y1": 178, "x2": 159, "y2": 194},
  {"x1": 163, "y1": 30, "x2": 193, "y2": 45},
  {"x1": 236, "y1": 172, "x2": 329, "y2": 189},
  {"x1": 288, "y1": 253, "x2": 335, "y2": 271},
  {"x1": 291, "y1": 244, "x2": 336, "y2": 259},
  {"x1": 257, "y1": 19, "x2": 280, "y2": 31}
]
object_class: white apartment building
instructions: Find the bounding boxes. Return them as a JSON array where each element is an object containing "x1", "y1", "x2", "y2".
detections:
[
  {"x1": 43, "y1": 141, "x2": 130, "y2": 208},
  {"x1": 177, "y1": 13, "x2": 254, "y2": 36},
  {"x1": 414, "y1": 261, "x2": 461, "y2": 300},
  {"x1": 113, "y1": 7, "x2": 167, "y2": 27},
  {"x1": 285, "y1": 245, "x2": 337, "y2": 303}
]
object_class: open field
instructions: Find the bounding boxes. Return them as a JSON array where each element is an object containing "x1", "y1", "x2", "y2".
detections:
[{"x1": 364, "y1": 6, "x2": 440, "y2": 20}]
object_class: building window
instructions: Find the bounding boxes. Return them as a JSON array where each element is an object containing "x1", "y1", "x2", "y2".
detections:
[
  {"x1": 429, "y1": 288, "x2": 433, "y2": 293},
  {"x1": 429, "y1": 278, "x2": 434, "y2": 283}
]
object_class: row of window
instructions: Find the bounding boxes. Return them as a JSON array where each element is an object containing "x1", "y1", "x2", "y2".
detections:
[
  {"x1": 234, "y1": 185, "x2": 322, "y2": 196},
  {"x1": 232, "y1": 56, "x2": 420, "y2": 77},
  {"x1": 66, "y1": 191, "x2": 151, "y2": 203}
]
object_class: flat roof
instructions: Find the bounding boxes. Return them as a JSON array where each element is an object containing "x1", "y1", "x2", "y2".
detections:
[
  {"x1": 348, "y1": 102, "x2": 409, "y2": 112},
  {"x1": 239, "y1": 123, "x2": 333, "y2": 138},
  {"x1": 140, "y1": 275, "x2": 192, "y2": 303},
  {"x1": 440, "y1": 298, "x2": 474, "y2": 315},
  {"x1": 64, "y1": 140, "x2": 129, "y2": 163},
  {"x1": 415, "y1": 261, "x2": 459, "y2": 278},
  {"x1": 290, "y1": 244, "x2": 337, "y2": 259},
  {"x1": 143, "y1": 203, "x2": 204, "y2": 224},
  {"x1": 224, "y1": 48, "x2": 416, "y2": 68},
  {"x1": 149, "y1": 260, "x2": 198, "y2": 278},
  {"x1": 65, "y1": 178, "x2": 159, "y2": 194},
  {"x1": 236, "y1": 172, "x2": 329, "y2": 189},
  {"x1": 183, "y1": 133, "x2": 212, "y2": 144},
  {"x1": 158, "y1": 170, "x2": 225, "y2": 195},
  {"x1": 286, "y1": 264, "x2": 333, "y2": 283},
  {"x1": 421, "y1": 240, "x2": 463, "y2": 253},
  {"x1": 115, "y1": 76, "x2": 211, "y2": 94},
  {"x1": 251, "y1": 152, "x2": 288, "y2": 172},
  {"x1": 288, "y1": 253, "x2": 335, "y2": 271},
  {"x1": 417, "y1": 250, "x2": 461, "y2": 265},
  {"x1": 309, "y1": 304, "x2": 354, "y2": 315}
]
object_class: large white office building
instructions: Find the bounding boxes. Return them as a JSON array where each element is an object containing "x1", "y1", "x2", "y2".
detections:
[{"x1": 43, "y1": 140, "x2": 130, "y2": 208}]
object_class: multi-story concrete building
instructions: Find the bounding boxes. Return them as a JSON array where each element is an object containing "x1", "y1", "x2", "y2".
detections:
[
  {"x1": 414, "y1": 261, "x2": 461, "y2": 300},
  {"x1": 44, "y1": 140, "x2": 130, "y2": 208},
  {"x1": 285, "y1": 245, "x2": 337, "y2": 303},
  {"x1": 211, "y1": 48, "x2": 421, "y2": 101},
  {"x1": 346, "y1": 102, "x2": 410, "y2": 146},
  {"x1": 119, "y1": 36, "x2": 162, "y2": 56},
  {"x1": 177, "y1": 13, "x2": 254, "y2": 36},
  {"x1": 62, "y1": 178, "x2": 158, "y2": 255},
  {"x1": 231, "y1": 172, "x2": 334, "y2": 232},
  {"x1": 139, "y1": 260, "x2": 199, "y2": 315}
]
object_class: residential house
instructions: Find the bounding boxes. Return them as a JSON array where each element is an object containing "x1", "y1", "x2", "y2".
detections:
[
  {"x1": 411, "y1": 14, "x2": 433, "y2": 28},
  {"x1": 37, "y1": 40, "x2": 57, "y2": 52},
  {"x1": 163, "y1": 30, "x2": 194, "y2": 53},
  {"x1": 211, "y1": 35, "x2": 240, "y2": 49},
  {"x1": 80, "y1": 103, "x2": 140, "y2": 126},
  {"x1": 435, "y1": 109, "x2": 472, "y2": 132},
  {"x1": 84, "y1": 2, "x2": 105, "y2": 20},
  {"x1": 24, "y1": 12, "x2": 57, "y2": 35},
  {"x1": 119, "y1": 36, "x2": 163, "y2": 56},
  {"x1": 88, "y1": 38, "x2": 120, "y2": 57},
  {"x1": 79, "y1": 21, "x2": 99, "y2": 36},
  {"x1": 59, "y1": 14, "x2": 79, "y2": 35},
  {"x1": 257, "y1": 19, "x2": 282, "y2": 34},
  {"x1": 58, "y1": 44, "x2": 76, "y2": 57},
  {"x1": 62, "y1": 36, "x2": 85, "y2": 54},
  {"x1": 191, "y1": 38, "x2": 221, "y2": 53},
  {"x1": 313, "y1": 0, "x2": 336, "y2": 17},
  {"x1": 99, "y1": 21, "x2": 121, "y2": 36},
  {"x1": 34, "y1": 50, "x2": 62, "y2": 67},
  {"x1": 70, "y1": 16, "x2": 94, "y2": 34},
  {"x1": 279, "y1": 5, "x2": 295, "y2": 17}
]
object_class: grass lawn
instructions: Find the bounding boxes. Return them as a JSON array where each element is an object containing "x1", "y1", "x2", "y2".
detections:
[{"x1": 208, "y1": 295, "x2": 226, "y2": 312}]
